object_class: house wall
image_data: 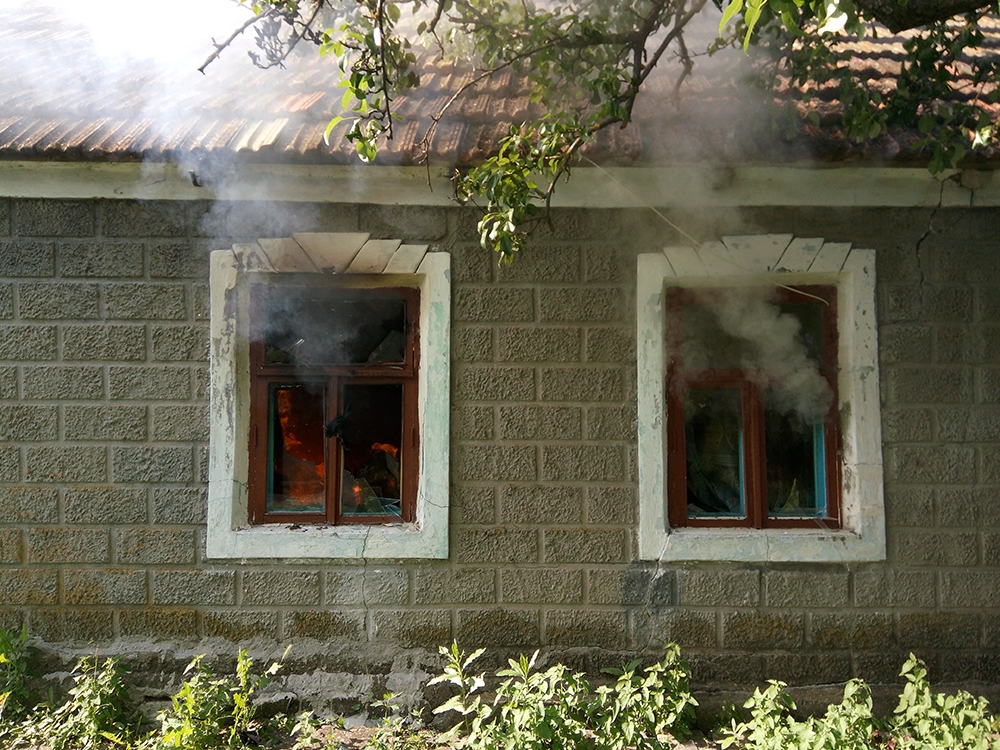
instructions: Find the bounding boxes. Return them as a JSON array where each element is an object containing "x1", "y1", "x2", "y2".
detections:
[{"x1": 0, "y1": 197, "x2": 996, "y2": 705}]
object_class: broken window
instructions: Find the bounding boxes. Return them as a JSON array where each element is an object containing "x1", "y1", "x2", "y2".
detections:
[
  {"x1": 665, "y1": 285, "x2": 840, "y2": 529},
  {"x1": 247, "y1": 282, "x2": 419, "y2": 525}
]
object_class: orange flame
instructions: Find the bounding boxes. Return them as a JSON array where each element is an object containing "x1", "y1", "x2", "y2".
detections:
[{"x1": 370, "y1": 442, "x2": 399, "y2": 459}]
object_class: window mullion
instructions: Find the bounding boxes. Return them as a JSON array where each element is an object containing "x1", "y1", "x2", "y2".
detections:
[{"x1": 743, "y1": 380, "x2": 766, "y2": 529}]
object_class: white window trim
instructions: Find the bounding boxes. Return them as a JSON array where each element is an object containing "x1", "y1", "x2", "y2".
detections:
[
  {"x1": 636, "y1": 235, "x2": 885, "y2": 562},
  {"x1": 206, "y1": 233, "x2": 450, "y2": 559}
]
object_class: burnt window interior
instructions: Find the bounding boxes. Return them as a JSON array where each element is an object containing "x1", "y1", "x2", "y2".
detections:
[
  {"x1": 249, "y1": 282, "x2": 419, "y2": 525},
  {"x1": 667, "y1": 285, "x2": 839, "y2": 529}
]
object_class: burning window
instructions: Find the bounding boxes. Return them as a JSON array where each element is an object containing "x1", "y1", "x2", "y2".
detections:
[
  {"x1": 665, "y1": 285, "x2": 840, "y2": 529},
  {"x1": 247, "y1": 282, "x2": 419, "y2": 525}
]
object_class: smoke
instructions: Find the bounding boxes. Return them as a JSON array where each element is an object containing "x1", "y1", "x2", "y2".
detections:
[{"x1": 679, "y1": 286, "x2": 833, "y2": 422}]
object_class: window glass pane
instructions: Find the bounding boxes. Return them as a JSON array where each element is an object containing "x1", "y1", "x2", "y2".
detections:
[
  {"x1": 685, "y1": 388, "x2": 745, "y2": 517},
  {"x1": 778, "y1": 302, "x2": 824, "y2": 366},
  {"x1": 764, "y1": 398, "x2": 826, "y2": 517},
  {"x1": 259, "y1": 288, "x2": 407, "y2": 365},
  {"x1": 336, "y1": 383, "x2": 404, "y2": 517},
  {"x1": 681, "y1": 304, "x2": 748, "y2": 370},
  {"x1": 267, "y1": 384, "x2": 326, "y2": 514}
]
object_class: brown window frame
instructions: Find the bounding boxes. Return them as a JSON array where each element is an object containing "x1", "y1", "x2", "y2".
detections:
[
  {"x1": 247, "y1": 279, "x2": 420, "y2": 526},
  {"x1": 665, "y1": 284, "x2": 841, "y2": 530}
]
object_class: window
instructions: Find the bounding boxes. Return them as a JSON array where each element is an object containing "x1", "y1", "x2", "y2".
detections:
[
  {"x1": 666, "y1": 285, "x2": 840, "y2": 529},
  {"x1": 248, "y1": 282, "x2": 419, "y2": 525},
  {"x1": 207, "y1": 233, "x2": 450, "y2": 559},
  {"x1": 637, "y1": 235, "x2": 885, "y2": 562}
]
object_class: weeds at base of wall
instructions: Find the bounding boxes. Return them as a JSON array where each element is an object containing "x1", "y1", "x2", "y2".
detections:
[{"x1": 0, "y1": 631, "x2": 998, "y2": 750}]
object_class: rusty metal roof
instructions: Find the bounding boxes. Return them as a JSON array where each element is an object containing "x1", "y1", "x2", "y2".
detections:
[{"x1": 1, "y1": 5, "x2": 998, "y2": 167}]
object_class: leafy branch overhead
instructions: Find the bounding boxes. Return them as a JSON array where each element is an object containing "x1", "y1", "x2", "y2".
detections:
[{"x1": 208, "y1": 0, "x2": 1000, "y2": 262}]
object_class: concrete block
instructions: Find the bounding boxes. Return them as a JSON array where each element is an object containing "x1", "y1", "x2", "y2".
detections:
[
  {"x1": 0, "y1": 405, "x2": 56, "y2": 441},
  {"x1": 501, "y1": 569, "x2": 583, "y2": 604},
  {"x1": 678, "y1": 570, "x2": 760, "y2": 607},
  {"x1": 109, "y1": 367, "x2": 191, "y2": 400},
  {"x1": 585, "y1": 405, "x2": 636, "y2": 441},
  {"x1": 541, "y1": 445, "x2": 625, "y2": 481},
  {"x1": 539, "y1": 288, "x2": 623, "y2": 322},
  {"x1": 372, "y1": 609, "x2": 452, "y2": 648},
  {"x1": 119, "y1": 608, "x2": 198, "y2": 639},
  {"x1": 884, "y1": 487, "x2": 934, "y2": 526},
  {"x1": 450, "y1": 244, "x2": 493, "y2": 283},
  {"x1": 451, "y1": 485, "x2": 496, "y2": 525},
  {"x1": 879, "y1": 324, "x2": 933, "y2": 364},
  {"x1": 23, "y1": 366, "x2": 103, "y2": 399},
  {"x1": 498, "y1": 405, "x2": 581, "y2": 440},
  {"x1": 65, "y1": 487, "x2": 147, "y2": 524},
  {"x1": 102, "y1": 201, "x2": 187, "y2": 237},
  {"x1": 455, "y1": 527, "x2": 538, "y2": 564},
  {"x1": 26, "y1": 528, "x2": 109, "y2": 564},
  {"x1": 887, "y1": 445, "x2": 975, "y2": 484},
  {"x1": 500, "y1": 485, "x2": 582, "y2": 525},
  {"x1": 888, "y1": 366, "x2": 972, "y2": 404},
  {"x1": 454, "y1": 366, "x2": 534, "y2": 402},
  {"x1": 810, "y1": 612, "x2": 895, "y2": 649},
  {"x1": 453, "y1": 445, "x2": 536, "y2": 482},
  {"x1": 894, "y1": 530, "x2": 978, "y2": 566},
  {"x1": 940, "y1": 570, "x2": 1000, "y2": 608},
  {"x1": 285, "y1": 611, "x2": 365, "y2": 641},
  {"x1": 359, "y1": 204, "x2": 448, "y2": 241},
  {"x1": 201, "y1": 610, "x2": 279, "y2": 640},
  {"x1": 0, "y1": 285, "x2": 12, "y2": 318},
  {"x1": 19, "y1": 283, "x2": 99, "y2": 319},
  {"x1": 25, "y1": 446, "x2": 106, "y2": 483},
  {"x1": 105, "y1": 283, "x2": 187, "y2": 320},
  {"x1": 584, "y1": 246, "x2": 624, "y2": 283},
  {"x1": 64, "y1": 405, "x2": 147, "y2": 441},
  {"x1": 152, "y1": 487, "x2": 206, "y2": 524},
  {"x1": 531, "y1": 209, "x2": 620, "y2": 241},
  {"x1": 149, "y1": 241, "x2": 210, "y2": 279},
  {"x1": 0, "y1": 367, "x2": 16, "y2": 399},
  {"x1": 413, "y1": 567, "x2": 496, "y2": 605},
  {"x1": 539, "y1": 367, "x2": 623, "y2": 402},
  {"x1": 765, "y1": 571, "x2": 849, "y2": 608},
  {"x1": 883, "y1": 284, "x2": 974, "y2": 323},
  {"x1": 634, "y1": 610, "x2": 716, "y2": 650},
  {"x1": 687, "y1": 653, "x2": 763, "y2": 688},
  {"x1": 0, "y1": 486, "x2": 58, "y2": 523},
  {"x1": 497, "y1": 326, "x2": 581, "y2": 363},
  {"x1": 496, "y1": 244, "x2": 581, "y2": 284},
  {"x1": 763, "y1": 653, "x2": 852, "y2": 685},
  {"x1": 0, "y1": 447, "x2": 18, "y2": 482},
  {"x1": 64, "y1": 569, "x2": 147, "y2": 605},
  {"x1": 881, "y1": 408, "x2": 933, "y2": 443},
  {"x1": 853, "y1": 569, "x2": 936, "y2": 608},
  {"x1": 0, "y1": 241, "x2": 55, "y2": 275},
  {"x1": 453, "y1": 326, "x2": 493, "y2": 363},
  {"x1": 455, "y1": 288, "x2": 534, "y2": 322},
  {"x1": 0, "y1": 325, "x2": 56, "y2": 360},
  {"x1": 588, "y1": 568, "x2": 673, "y2": 606},
  {"x1": 117, "y1": 528, "x2": 196, "y2": 564},
  {"x1": 325, "y1": 568, "x2": 409, "y2": 606},
  {"x1": 723, "y1": 611, "x2": 804, "y2": 650},
  {"x1": 585, "y1": 486, "x2": 635, "y2": 524},
  {"x1": 543, "y1": 528, "x2": 626, "y2": 564},
  {"x1": 0, "y1": 529, "x2": 21, "y2": 563},
  {"x1": 30, "y1": 610, "x2": 113, "y2": 644},
  {"x1": 152, "y1": 405, "x2": 209, "y2": 441},
  {"x1": 153, "y1": 570, "x2": 235, "y2": 605},
  {"x1": 0, "y1": 569, "x2": 58, "y2": 604},
  {"x1": 60, "y1": 241, "x2": 144, "y2": 277},
  {"x1": 13, "y1": 199, "x2": 95, "y2": 236},
  {"x1": 63, "y1": 325, "x2": 146, "y2": 361},
  {"x1": 453, "y1": 406, "x2": 494, "y2": 441},
  {"x1": 899, "y1": 612, "x2": 980, "y2": 649},
  {"x1": 545, "y1": 610, "x2": 628, "y2": 648},
  {"x1": 457, "y1": 608, "x2": 540, "y2": 647},
  {"x1": 193, "y1": 365, "x2": 209, "y2": 399},
  {"x1": 112, "y1": 447, "x2": 192, "y2": 483},
  {"x1": 151, "y1": 325, "x2": 209, "y2": 361},
  {"x1": 243, "y1": 571, "x2": 321, "y2": 606},
  {"x1": 937, "y1": 488, "x2": 979, "y2": 527}
]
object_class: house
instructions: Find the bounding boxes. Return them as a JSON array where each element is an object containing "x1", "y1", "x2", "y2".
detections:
[{"x1": 1, "y1": 3, "x2": 999, "y2": 711}]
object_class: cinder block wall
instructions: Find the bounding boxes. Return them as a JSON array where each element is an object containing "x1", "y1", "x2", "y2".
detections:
[{"x1": 0, "y1": 198, "x2": 996, "y2": 697}]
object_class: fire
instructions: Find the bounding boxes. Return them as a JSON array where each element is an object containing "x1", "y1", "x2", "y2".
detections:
[{"x1": 370, "y1": 442, "x2": 399, "y2": 459}]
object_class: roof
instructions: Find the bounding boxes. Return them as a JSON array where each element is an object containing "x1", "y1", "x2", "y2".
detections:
[{"x1": 1, "y1": 4, "x2": 998, "y2": 168}]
